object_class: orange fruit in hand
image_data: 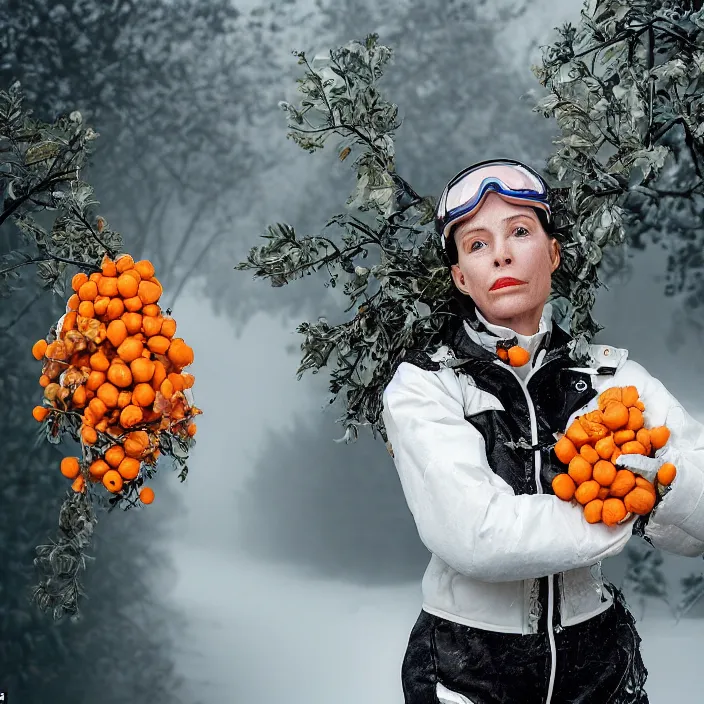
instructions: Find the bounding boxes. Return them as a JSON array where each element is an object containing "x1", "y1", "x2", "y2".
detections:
[
  {"x1": 118, "y1": 457, "x2": 140, "y2": 480},
  {"x1": 575, "y1": 479, "x2": 600, "y2": 505},
  {"x1": 620, "y1": 440, "x2": 647, "y2": 456},
  {"x1": 568, "y1": 455, "x2": 592, "y2": 485},
  {"x1": 626, "y1": 407, "x2": 644, "y2": 432},
  {"x1": 552, "y1": 473, "x2": 576, "y2": 500},
  {"x1": 613, "y1": 429, "x2": 635, "y2": 445},
  {"x1": 624, "y1": 487, "x2": 656, "y2": 515},
  {"x1": 635, "y1": 476, "x2": 656, "y2": 497},
  {"x1": 32, "y1": 339, "x2": 47, "y2": 360},
  {"x1": 602, "y1": 402, "x2": 629, "y2": 431},
  {"x1": 597, "y1": 486, "x2": 610, "y2": 500},
  {"x1": 636, "y1": 428, "x2": 651, "y2": 455},
  {"x1": 584, "y1": 499, "x2": 603, "y2": 524},
  {"x1": 610, "y1": 469, "x2": 636, "y2": 497},
  {"x1": 657, "y1": 462, "x2": 677, "y2": 486},
  {"x1": 60, "y1": 457, "x2": 80, "y2": 479},
  {"x1": 105, "y1": 445, "x2": 125, "y2": 468},
  {"x1": 593, "y1": 460, "x2": 617, "y2": 487},
  {"x1": 580, "y1": 445, "x2": 600, "y2": 464},
  {"x1": 650, "y1": 426, "x2": 671, "y2": 450},
  {"x1": 140, "y1": 486, "x2": 155, "y2": 504},
  {"x1": 602, "y1": 498, "x2": 627, "y2": 526},
  {"x1": 594, "y1": 435, "x2": 616, "y2": 460},
  {"x1": 597, "y1": 387, "x2": 622, "y2": 411},
  {"x1": 621, "y1": 386, "x2": 639, "y2": 408},
  {"x1": 102, "y1": 469, "x2": 124, "y2": 493}
]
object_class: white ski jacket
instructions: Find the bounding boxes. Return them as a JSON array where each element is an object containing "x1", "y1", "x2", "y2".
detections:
[{"x1": 382, "y1": 304, "x2": 704, "y2": 636}]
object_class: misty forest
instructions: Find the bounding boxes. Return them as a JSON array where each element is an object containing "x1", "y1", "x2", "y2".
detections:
[{"x1": 3, "y1": 0, "x2": 704, "y2": 702}]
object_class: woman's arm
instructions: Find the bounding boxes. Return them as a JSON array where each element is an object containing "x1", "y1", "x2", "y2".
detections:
[
  {"x1": 382, "y1": 361, "x2": 634, "y2": 584},
  {"x1": 622, "y1": 361, "x2": 704, "y2": 549}
]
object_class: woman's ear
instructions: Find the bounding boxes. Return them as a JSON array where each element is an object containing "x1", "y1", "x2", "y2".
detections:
[
  {"x1": 551, "y1": 238, "x2": 561, "y2": 273},
  {"x1": 450, "y1": 263, "x2": 470, "y2": 294}
]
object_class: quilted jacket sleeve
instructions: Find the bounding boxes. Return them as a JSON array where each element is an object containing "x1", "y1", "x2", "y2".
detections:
[
  {"x1": 382, "y1": 361, "x2": 635, "y2": 583},
  {"x1": 625, "y1": 360, "x2": 704, "y2": 552}
]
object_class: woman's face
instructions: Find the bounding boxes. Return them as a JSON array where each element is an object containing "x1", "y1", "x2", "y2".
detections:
[{"x1": 450, "y1": 191, "x2": 560, "y2": 336}]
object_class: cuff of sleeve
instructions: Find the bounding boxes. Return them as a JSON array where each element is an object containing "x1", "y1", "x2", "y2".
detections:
[{"x1": 651, "y1": 447, "x2": 704, "y2": 540}]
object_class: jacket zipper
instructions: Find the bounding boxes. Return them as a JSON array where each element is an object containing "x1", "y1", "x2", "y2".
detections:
[{"x1": 494, "y1": 349, "x2": 556, "y2": 704}]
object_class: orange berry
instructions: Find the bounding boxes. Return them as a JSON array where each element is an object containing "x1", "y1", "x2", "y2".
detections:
[
  {"x1": 584, "y1": 499, "x2": 604, "y2": 524},
  {"x1": 554, "y1": 436, "x2": 577, "y2": 465},
  {"x1": 636, "y1": 428, "x2": 651, "y2": 455},
  {"x1": 32, "y1": 339, "x2": 48, "y2": 360},
  {"x1": 97, "y1": 382, "x2": 119, "y2": 408},
  {"x1": 117, "y1": 273, "x2": 139, "y2": 298},
  {"x1": 118, "y1": 457, "x2": 140, "y2": 480},
  {"x1": 507, "y1": 345, "x2": 530, "y2": 367},
  {"x1": 636, "y1": 400, "x2": 645, "y2": 411},
  {"x1": 86, "y1": 370, "x2": 106, "y2": 391},
  {"x1": 657, "y1": 462, "x2": 677, "y2": 486},
  {"x1": 116, "y1": 254, "x2": 134, "y2": 273},
  {"x1": 622, "y1": 386, "x2": 639, "y2": 408},
  {"x1": 138, "y1": 280, "x2": 162, "y2": 305},
  {"x1": 151, "y1": 360, "x2": 167, "y2": 391},
  {"x1": 89, "y1": 272, "x2": 102, "y2": 283},
  {"x1": 81, "y1": 425, "x2": 98, "y2": 445},
  {"x1": 594, "y1": 435, "x2": 616, "y2": 460},
  {"x1": 117, "y1": 337, "x2": 143, "y2": 363},
  {"x1": 598, "y1": 486, "x2": 610, "y2": 500},
  {"x1": 620, "y1": 440, "x2": 647, "y2": 456},
  {"x1": 88, "y1": 397, "x2": 108, "y2": 420},
  {"x1": 593, "y1": 460, "x2": 617, "y2": 487},
  {"x1": 602, "y1": 498, "x2": 627, "y2": 526},
  {"x1": 142, "y1": 304, "x2": 161, "y2": 317},
  {"x1": 613, "y1": 429, "x2": 635, "y2": 446},
  {"x1": 117, "y1": 390, "x2": 132, "y2": 408},
  {"x1": 67, "y1": 293, "x2": 80, "y2": 311},
  {"x1": 626, "y1": 407, "x2": 644, "y2": 432},
  {"x1": 597, "y1": 387, "x2": 622, "y2": 412},
  {"x1": 610, "y1": 469, "x2": 636, "y2": 497},
  {"x1": 39, "y1": 374, "x2": 50, "y2": 388},
  {"x1": 635, "y1": 476, "x2": 656, "y2": 497},
  {"x1": 552, "y1": 473, "x2": 576, "y2": 501},
  {"x1": 123, "y1": 295, "x2": 143, "y2": 312},
  {"x1": 124, "y1": 430, "x2": 150, "y2": 458},
  {"x1": 120, "y1": 404, "x2": 144, "y2": 429},
  {"x1": 139, "y1": 486, "x2": 155, "y2": 504},
  {"x1": 575, "y1": 479, "x2": 600, "y2": 505},
  {"x1": 106, "y1": 297, "x2": 125, "y2": 320},
  {"x1": 101, "y1": 256, "x2": 118, "y2": 277},
  {"x1": 565, "y1": 419, "x2": 590, "y2": 448},
  {"x1": 107, "y1": 362, "x2": 133, "y2": 388},
  {"x1": 107, "y1": 319, "x2": 128, "y2": 348},
  {"x1": 168, "y1": 372, "x2": 185, "y2": 392},
  {"x1": 568, "y1": 455, "x2": 593, "y2": 485},
  {"x1": 580, "y1": 444, "x2": 600, "y2": 464},
  {"x1": 60, "y1": 456, "x2": 81, "y2": 479},
  {"x1": 167, "y1": 339, "x2": 194, "y2": 368},
  {"x1": 90, "y1": 351, "x2": 110, "y2": 372},
  {"x1": 142, "y1": 315, "x2": 163, "y2": 337},
  {"x1": 90, "y1": 459, "x2": 110, "y2": 479},
  {"x1": 105, "y1": 444, "x2": 125, "y2": 468},
  {"x1": 147, "y1": 335, "x2": 170, "y2": 355},
  {"x1": 649, "y1": 426, "x2": 671, "y2": 451},
  {"x1": 160, "y1": 378, "x2": 175, "y2": 400},
  {"x1": 602, "y1": 401, "x2": 629, "y2": 431},
  {"x1": 132, "y1": 383, "x2": 156, "y2": 407},
  {"x1": 33, "y1": 405, "x2": 50, "y2": 422},
  {"x1": 63, "y1": 311, "x2": 78, "y2": 332},
  {"x1": 72, "y1": 272, "x2": 89, "y2": 292},
  {"x1": 497, "y1": 348, "x2": 508, "y2": 361},
  {"x1": 187, "y1": 422, "x2": 197, "y2": 437},
  {"x1": 182, "y1": 373, "x2": 195, "y2": 389},
  {"x1": 130, "y1": 358, "x2": 155, "y2": 383},
  {"x1": 134, "y1": 260, "x2": 155, "y2": 279},
  {"x1": 102, "y1": 469, "x2": 124, "y2": 493},
  {"x1": 97, "y1": 276, "x2": 119, "y2": 297},
  {"x1": 123, "y1": 268, "x2": 142, "y2": 283},
  {"x1": 122, "y1": 312, "x2": 142, "y2": 335},
  {"x1": 624, "y1": 487, "x2": 656, "y2": 515},
  {"x1": 160, "y1": 318, "x2": 176, "y2": 338},
  {"x1": 78, "y1": 280, "x2": 98, "y2": 302},
  {"x1": 72, "y1": 474, "x2": 86, "y2": 493}
]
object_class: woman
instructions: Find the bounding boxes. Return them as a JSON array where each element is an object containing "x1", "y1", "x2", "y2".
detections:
[{"x1": 382, "y1": 159, "x2": 704, "y2": 704}]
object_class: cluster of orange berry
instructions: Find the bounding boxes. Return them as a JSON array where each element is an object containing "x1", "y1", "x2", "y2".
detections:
[
  {"x1": 551, "y1": 385, "x2": 676, "y2": 525},
  {"x1": 496, "y1": 343, "x2": 530, "y2": 367},
  {"x1": 31, "y1": 254, "x2": 201, "y2": 505}
]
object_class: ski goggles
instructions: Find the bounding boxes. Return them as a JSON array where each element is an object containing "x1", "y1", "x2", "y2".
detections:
[{"x1": 434, "y1": 159, "x2": 551, "y2": 250}]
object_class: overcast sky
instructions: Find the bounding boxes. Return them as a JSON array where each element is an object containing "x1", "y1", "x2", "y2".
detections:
[{"x1": 147, "y1": 1, "x2": 704, "y2": 702}]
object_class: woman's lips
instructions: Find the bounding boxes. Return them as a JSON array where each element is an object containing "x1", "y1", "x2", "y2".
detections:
[{"x1": 490, "y1": 277, "x2": 526, "y2": 291}]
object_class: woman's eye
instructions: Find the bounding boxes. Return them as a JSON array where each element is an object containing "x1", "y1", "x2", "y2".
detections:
[
  {"x1": 468, "y1": 240, "x2": 484, "y2": 252},
  {"x1": 514, "y1": 226, "x2": 530, "y2": 237}
]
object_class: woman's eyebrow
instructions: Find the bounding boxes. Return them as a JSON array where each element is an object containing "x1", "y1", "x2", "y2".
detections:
[{"x1": 460, "y1": 213, "x2": 535, "y2": 238}]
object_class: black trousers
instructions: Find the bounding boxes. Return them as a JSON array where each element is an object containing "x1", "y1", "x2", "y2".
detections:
[{"x1": 401, "y1": 586, "x2": 649, "y2": 704}]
